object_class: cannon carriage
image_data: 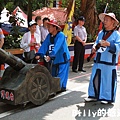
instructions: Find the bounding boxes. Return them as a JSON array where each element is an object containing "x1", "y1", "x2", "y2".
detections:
[{"x1": 0, "y1": 48, "x2": 61, "y2": 105}]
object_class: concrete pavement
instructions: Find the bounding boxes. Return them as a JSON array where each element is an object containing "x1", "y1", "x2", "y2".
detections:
[{"x1": 0, "y1": 61, "x2": 120, "y2": 120}]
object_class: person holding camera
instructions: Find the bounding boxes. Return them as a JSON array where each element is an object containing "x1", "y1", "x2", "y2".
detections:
[{"x1": 20, "y1": 20, "x2": 41, "y2": 63}]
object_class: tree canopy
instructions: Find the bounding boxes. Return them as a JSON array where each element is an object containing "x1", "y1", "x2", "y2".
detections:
[
  {"x1": 1, "y1": 0, "x2": 120, "y2": 25},
  {"x1": 0, "y1": 0, "x2": 120, "y2": 47}
]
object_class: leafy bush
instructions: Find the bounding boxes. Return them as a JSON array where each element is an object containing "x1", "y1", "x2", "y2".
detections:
[
  {"x1": 3, "y1": 26, "x2": 25, "y2": 49},
  {"x1": 87, "y1": 34, "x2": 97, "y2": 43}
]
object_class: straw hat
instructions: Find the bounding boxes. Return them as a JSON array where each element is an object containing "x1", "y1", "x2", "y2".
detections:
[
  {"x1": 47, "y1": 20, "x2": 61, "y2": 30},
  {"x1": 99, "y1": 13, "x2": 119, "y2": 26}
]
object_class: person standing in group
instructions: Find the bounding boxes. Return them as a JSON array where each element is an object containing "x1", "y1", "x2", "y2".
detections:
[
  {"x1": 35, "y1": 20, "x2": 70, "y2": 92},
  {"x1": 0, "y1": 28, "x2": 4, "y2": 48},
  {"x1": 35, "y1": 16, "x2": 42, "y2": 41},
  {"x1": 40, "y1": 17, "x2": 50, "y2": 68},
  {"x1": 20, "y1": 20, "x2": 41, "y2": 64},
  {"x1": 118, "y1": 27, "x2": 120, "y2": 33},
  {"x1": 84, "y1": 13, "x2": 120, "y2": 104},
  {"x1": 72, "y1": 16, "x2": 87, "y2": 73},
  {"x1": 0, "y1": 28, "x2": 5, "y2": 80},
  {"x1": 40, "y1": 17, "x2": 50, "y2": 44}
]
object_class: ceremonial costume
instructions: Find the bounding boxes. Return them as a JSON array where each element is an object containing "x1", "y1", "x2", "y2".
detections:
[
  {"x1": 36, "y1": 31, "x2": 70, "y2": 89},
  {"x1": 85, "y1": 13, "x2": 120, "y2": 104},
  {"x1": 88, "y1": 29, "x2": 120, "y2": 102}
]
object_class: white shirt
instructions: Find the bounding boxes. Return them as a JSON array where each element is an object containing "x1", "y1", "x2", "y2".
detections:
[
  {"x1": 74, "y1": 25, "x2": 87, "y2": 41},
  {"x1": 20, "y1": 31, "x2": 41, "y2": 52},
  {"x1": 40, "y1": 26, "x2": 49, "y2": 42},
  {"x1": 35, "y1": 25, "x2": 41, "y2": 41}
]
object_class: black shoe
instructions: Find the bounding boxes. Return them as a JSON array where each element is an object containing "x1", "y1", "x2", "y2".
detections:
[
  {"x1": 61, "y1": 87, "x2": 66, "y2": 92},
  {"x1": 72, "y1": 69, "x2": 78, "y2": 73},
  {"x1": 78, "y1": 69, "x2": 86, "y2": 72},
  {"x1": 49, "y1": 92, "x2": 56, "y2": 98},
  {"x1": 57, "y1": 88, "x2": 66, "y2": 94}
]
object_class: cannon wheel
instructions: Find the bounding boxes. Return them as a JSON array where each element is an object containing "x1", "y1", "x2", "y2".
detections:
[{"x1": 27, "y1": 72, "x2": 50, "y2": 105}]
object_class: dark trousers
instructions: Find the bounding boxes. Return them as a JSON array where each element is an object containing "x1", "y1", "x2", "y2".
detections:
[{"x1": 72, "y1": 40, "x2": 85, "y2": 70}]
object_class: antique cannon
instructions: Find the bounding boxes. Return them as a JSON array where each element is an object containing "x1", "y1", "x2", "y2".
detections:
[{"x1": 0, "y1": 48, "x2": 61, "y2": 105}]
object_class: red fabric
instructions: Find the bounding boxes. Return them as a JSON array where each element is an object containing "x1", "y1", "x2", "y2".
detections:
[
  {"x1": 1, "y1": 29, "x2": 9, "y2": 35},
  {"x1": 30, "y1": 35, "x2": 38, "y2": 52},
  {"x1": 30, "y1": 35, "x2": 35, "y2": 51}
]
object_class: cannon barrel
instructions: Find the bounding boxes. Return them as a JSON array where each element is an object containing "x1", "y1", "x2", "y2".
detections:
[
  {"x1": 0, "y1": 48, "x2": 61, "y2": 106},
  {"x1": 0, "y1": 48, "x2": 26, "y2": 71}
]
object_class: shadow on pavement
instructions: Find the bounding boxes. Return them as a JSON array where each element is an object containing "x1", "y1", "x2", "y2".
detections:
[{"x1": 74, "y1": 101, "x2": 114, "y2": 120}]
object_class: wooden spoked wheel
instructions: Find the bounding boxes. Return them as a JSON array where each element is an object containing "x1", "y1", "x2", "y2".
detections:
[{"x1": 27, "y1": 72, "x2": 50, "y2": 105}]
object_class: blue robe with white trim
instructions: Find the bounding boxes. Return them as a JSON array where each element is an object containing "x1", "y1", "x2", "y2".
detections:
[
  {"x1": 88, "y1": 30, "x2": 120, "y2": 102},
  {"x1": 36, "y1": 31, "x2": 70, "y2": 88}
]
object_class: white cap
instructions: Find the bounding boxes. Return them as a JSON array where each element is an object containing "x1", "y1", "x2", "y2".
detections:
[{"x1": 29, "y1": 20, "x2": 37, "y2": 27}]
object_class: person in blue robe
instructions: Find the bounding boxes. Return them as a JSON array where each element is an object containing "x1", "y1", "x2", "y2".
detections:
[
  {"x1": 84, "y1": 13, "x2": 120, "y2": 104},
  {"x1": 35, "y1": 20, "x2": 70, "y2": 92}
]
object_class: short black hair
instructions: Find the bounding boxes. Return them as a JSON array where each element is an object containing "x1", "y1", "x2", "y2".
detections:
[
  {"x1": 35, "y1": 16, "x2": 41, "y2": 22},
  {"x1": 43, "y1": 17, "x2": 50, "y2": 23}
]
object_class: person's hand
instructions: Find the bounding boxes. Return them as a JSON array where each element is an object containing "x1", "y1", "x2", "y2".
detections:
[
  {"x1": 91, "y1": 48, "x2": 96, "y2": 54},
  {"x1": 44, "y1": 56, "x2": 51, "y2": 62},
  {"x1": 35, "y1": 56, "x2": 40, "y2": 60},
  {"x1": 35, "y1": 43, "x2": 40, "y2": 49},
  {"x1": 82, "y1": 41, "x2": 85, "y2": 46},
  {"x1": 29, "y1": 43, "x2": 35, "y2": 46},
  {"x1": 36, "y1": 43, "x2": 40, "y2": 46},
  {"x1": 100, "y1": 40, "x2": 110, "y2": 47}
]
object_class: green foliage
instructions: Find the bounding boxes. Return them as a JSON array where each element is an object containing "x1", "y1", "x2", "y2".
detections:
[
  {"x1": 5, "y1": 2, "x2": 14, "y2": 13},
  {"x1": 1, "y1": 0, "x2": 120, "y2": 47},
  {"x1": 96, "y1": 0, "x2": 120, "y2": 22},
  {"x1": 1, "y1": 0, "x2": 45, "y2": 14},
  {"x1": 1, "y1": 0, "x2": 46, "y2": 49},
  {"x1": 0, "y1": 0, "x2": 8, "y2": 12},
  {"x1": 73, "y1": 0, "x2": 81, "y2": 19},
  {"x1": 2, "y1": 8, "x2": 27, "y2": 49},
  {"x1": 87, "y1": 34, "x2": 94, "y2": 43},
  {"x1": 61, "y1": 0, "x2": 68, "y2": 8},
  {"x1": 87, "y1": 34, "x2": 97, "y2": 43},
  {"x1": 61, "y1": 0, "x2": 81, "y2": 19},
  {"x1": 3, "y1": 26, "x2": 24, "y2": 49}
]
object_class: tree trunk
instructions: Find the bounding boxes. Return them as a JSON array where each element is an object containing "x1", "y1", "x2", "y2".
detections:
[
  {"x1": 80, "y1": 0, "x2": 98, "y2": 37},
  {"x1": 80, "y1": 0, "x2": 87, "y2": 12},
  {"x1": 27, "y1": 0, "x2": 32, "y2": 26}
]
